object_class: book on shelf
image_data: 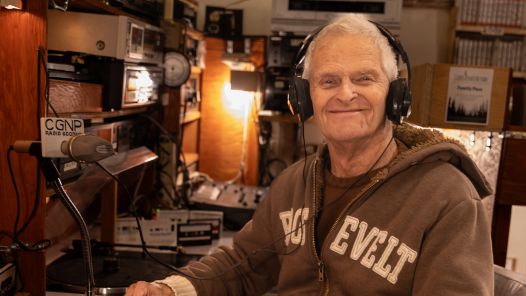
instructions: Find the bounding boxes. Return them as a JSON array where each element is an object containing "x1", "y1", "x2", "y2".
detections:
[
  {"x1": 458, "y1": 0, "x2": 525, "y2": 27},
  {"x1": 454, "y1": 36, "x2": 525, "y2": 72}
]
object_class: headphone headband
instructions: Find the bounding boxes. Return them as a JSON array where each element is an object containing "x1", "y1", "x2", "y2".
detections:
[
  {"x1": 292, "y1": 25, "x2": 325, "y2": 76},
  {"x1": 368, "y1": 21, "x2": 412, "y2": 84}
]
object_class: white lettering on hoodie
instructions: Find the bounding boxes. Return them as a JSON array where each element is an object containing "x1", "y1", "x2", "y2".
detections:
[
  {"x1": 329, "y1": 215, "x2": 418, "y2": 284},
  {"x1": 279, "y1": 207, "x2": 310, "y2": 246}
]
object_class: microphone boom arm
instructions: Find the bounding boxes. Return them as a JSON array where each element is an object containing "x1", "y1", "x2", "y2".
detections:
[{"x1": 41, "y1": 157, "x2": 96, "y2": 296}]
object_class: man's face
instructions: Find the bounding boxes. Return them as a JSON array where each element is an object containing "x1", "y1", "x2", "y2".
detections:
[{"x1": 309, "y1": 32, "x2": 390, "y2": 144}]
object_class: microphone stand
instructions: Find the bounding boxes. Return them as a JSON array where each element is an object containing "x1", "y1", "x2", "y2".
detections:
[
  {"x1": 39, "y1": 156, "x2": 96, "y2": 296},
  {"x1": 14, "y1": 137, "x2": 114, "y2": 295}
]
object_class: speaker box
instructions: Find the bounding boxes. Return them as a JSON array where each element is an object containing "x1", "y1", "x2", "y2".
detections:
[{"x1": 204, "y1": 6, "x2": 243, "y2": 39}]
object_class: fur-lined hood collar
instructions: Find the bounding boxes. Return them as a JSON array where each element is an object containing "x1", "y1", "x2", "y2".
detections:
[{"x1": 316, "y1": 123, "x2": 493, "y2": 198}]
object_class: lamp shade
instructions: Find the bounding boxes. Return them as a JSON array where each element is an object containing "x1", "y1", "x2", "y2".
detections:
[{"x1": 230, "y1": 70, "x2": 260, "y2": 92}]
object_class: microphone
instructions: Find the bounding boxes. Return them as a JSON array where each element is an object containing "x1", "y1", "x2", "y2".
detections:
[
  {"x1": 60, "y1": 135, "x2": 114, "y2": 163},
  {"x1": 13, "y1": 134, "x2": 114, "y2": 163}
]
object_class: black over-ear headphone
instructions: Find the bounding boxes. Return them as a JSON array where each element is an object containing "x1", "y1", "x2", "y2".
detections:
[{"x1": 287, "y1": 21, "x2": 412, "y2": 124}]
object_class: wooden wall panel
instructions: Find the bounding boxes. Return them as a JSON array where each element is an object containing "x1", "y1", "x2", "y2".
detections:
[
  {"x1": 199, "y1": 37, "x2": 264, "y2": 185},
  {"x1": 496, "y1": 138, "x2": 526, "y2": 205},
  {"x1": 245, "y1": 39, "x2": 266, "y2": 186},
  {"x1": 182, "y1": 119, "x2": 200, "y2": 154},
  {"x1": 0, "y1": 3, "x2": 47, "y2": 295}
]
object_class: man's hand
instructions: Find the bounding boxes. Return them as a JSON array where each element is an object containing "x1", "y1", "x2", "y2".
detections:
[{"x1": 125, "y1": 281, "x2": 175, "y2": 296}]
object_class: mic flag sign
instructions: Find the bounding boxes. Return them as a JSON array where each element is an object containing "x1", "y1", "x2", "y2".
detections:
[{"x1": 40, "y1": 117, "x2": 85, "y2": 158}]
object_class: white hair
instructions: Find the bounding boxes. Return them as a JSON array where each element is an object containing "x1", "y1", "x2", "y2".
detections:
[{"x1": 302, "y1": 14, "x2": 398, "y2": 82}]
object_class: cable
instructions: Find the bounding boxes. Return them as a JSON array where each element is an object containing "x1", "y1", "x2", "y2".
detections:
[
  {"x1": 6, "y1": 147, "x2": 21, "y2": 242},
  {"x1": 139, "y1": 113, "x2": 190, "y2": 207},
  {"x1": 7, "y1": 47, "x2": 51, "y2": 238},
  {"x1": 257, "y1": 121, "x2": 273, "y2": 186},
  {"x1": 6, "y1": 47, "x2": 49, "y2": 243},
  {"x1": 258, "y1": 135, "x2": 395, "y2": 257},
  {"x1": 301, "y1": 122, "x2": 308, "y2": 184},
  {"x1": 94, "y1": 162, "x2": 193, "y2": 274},
  {"x1": 5, "y1": 146, "x2": 41, "y2": 248},
  {"x1": 8, "y1": 46, "x2": 50, "y2": 239},
  {"x1": 9, "y1": 47, "x2": 50, "y2": 239},
  {"x1": 94, "y1": 160, "x2": 266, "y2": 280},
  {"x1": 38, "y1": 46, "x2": 59, "y2": 118},
  {"x1": 49, "y1": 0, "x2": 69, "y2": 11},
  {"x1": 0, "y1": 231, "x2": 51, "y2": 252},
  {"x1": 131, "y1": 165, "x2": 148, "y2": 207},
  {"x1": 140, "y1": 114, "x2": 178, "y2": 143},
  {"x1": 90, "y1": 131, "x2": 395, "y2": 283},
  {"x1": 159, "y1": 170, "x2": 179, "y2": 201}
]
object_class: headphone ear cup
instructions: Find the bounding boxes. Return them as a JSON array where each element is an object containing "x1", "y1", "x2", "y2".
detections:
[
  {"x1": 288, "y1": 77, "x2": 313, "y2": 122},
  {"x1": 288, "y1": 77, "x2": 300, "y2": 116},
  {"x1": 386, "y1": 78, "x2": 410, "y2": 124}
]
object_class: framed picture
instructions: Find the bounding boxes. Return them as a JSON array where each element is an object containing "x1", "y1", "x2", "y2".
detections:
[{"x1": 445, "y1": 67, "x2": 494, "y2": 125}]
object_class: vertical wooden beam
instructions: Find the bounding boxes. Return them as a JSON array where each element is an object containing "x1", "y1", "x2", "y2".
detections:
[
  {"x1": 100, "y1": 181, "x2": 119, "y2": 244},
  {"x1": 0, "y1": 2, "x2": 48, "y2": 295},
  {"x1": 492, "y1": 203, "x2": 511, "y2": 266},
  {"x1": 162, "y1": 87, "x2": 182, "y2": 134}
]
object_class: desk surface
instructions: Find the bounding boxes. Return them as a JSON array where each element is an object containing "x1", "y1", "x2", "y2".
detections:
[{"x1": 46, "y1": 231, "x2": 236, "y2": 295}]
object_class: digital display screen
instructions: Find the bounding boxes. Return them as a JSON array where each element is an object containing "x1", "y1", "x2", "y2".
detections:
[
  {"x1": 274, "y1": 80, "x2": 286, "y2": 89},
  {"x1": 128, "y1": 23, "x2": 144, "y2": 59},
  {"x1": 289, "y1": 0, "x2": 385, "y2": 14}
]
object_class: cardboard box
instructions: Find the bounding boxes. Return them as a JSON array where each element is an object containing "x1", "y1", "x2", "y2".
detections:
[{"x1": 407, "y1": 64, "x2": 511, "y2": 131}]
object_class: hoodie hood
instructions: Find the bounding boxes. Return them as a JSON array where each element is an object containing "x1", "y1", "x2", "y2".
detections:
[
  {"x1": 315, "y1": 123, "x2": 493, "y2": 199},
  {"x1": 392, "y1": 123, "x2": 492, "y2": 198}
]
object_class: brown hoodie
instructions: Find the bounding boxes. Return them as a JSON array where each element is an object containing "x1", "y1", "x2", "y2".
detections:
[{"x1": 159, "y1": 123, "x2": 494, "y2": 296}]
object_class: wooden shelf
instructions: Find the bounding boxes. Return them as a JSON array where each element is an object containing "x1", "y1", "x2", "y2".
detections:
[
  {"x1": 67, "y1": 0, "x2": 153, "y2": 24},
  {"x1": 191, "y1": 66, "x2": 202, "y2": 76},
  {"x1": 178, "y1": 0, "x2": 198, "y2": 10},
  {"x1": 61, "y1": 107, "x2": 150, "y2": 121},
  {"x1": 182, "y1": 110, "x2": 201, "y2": 124},
  {"x1": 513, "y1": 71, "x2": 526, "y2": 79},
  {"x1": 506, "y1": 125, "x2": 526, "y2": 132},
  {"x1": 456, "y1": 24, "x2": 526, "y2": 36},
  {"x1": 186, "y1": 27, "x2": 204, "y2": 41},
  {"x1": 258, "y1": 110, "x2": 297, "y2": 124}
]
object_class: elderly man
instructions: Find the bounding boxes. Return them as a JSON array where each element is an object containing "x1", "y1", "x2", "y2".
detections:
[{"x1": 126, "y1": 13, "x2": 493, "y2": 295}]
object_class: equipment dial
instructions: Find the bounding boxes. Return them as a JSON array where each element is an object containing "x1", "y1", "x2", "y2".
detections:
[{"x1": 163, "y1": 52, "x2": 191, "y2": 87}]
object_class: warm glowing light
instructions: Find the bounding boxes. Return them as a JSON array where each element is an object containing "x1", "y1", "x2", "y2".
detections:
[
  {"x1": 137, "y1": 71, "x2": 154, "y2": 88},
  {"x1": 127, "y1": 70, "x2": 154, "y2": 103},
  {"x1": 0, "y1": 0, "x2": 22, "y2": 9},
  {"x1": 223, "y1": 82, "x2": 255, "y2": 119}
]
